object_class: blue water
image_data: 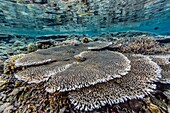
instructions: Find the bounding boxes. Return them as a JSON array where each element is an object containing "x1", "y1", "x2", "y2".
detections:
[{"x1": 0, "y1": 0, "x2": 170, "y2": 36}]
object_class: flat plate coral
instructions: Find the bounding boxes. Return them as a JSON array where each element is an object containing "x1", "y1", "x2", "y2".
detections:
[
  {"x1": 45, "y1": 51, "x2": 131, "y2": 92},
  {"x1": 68, "y1": 54, "x2": 161, "y2": 111}
]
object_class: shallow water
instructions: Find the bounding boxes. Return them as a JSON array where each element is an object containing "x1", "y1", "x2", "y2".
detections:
[
  {"x1": 0, "y1": 0, "x2": 170, "y2": 113},
  {"x1": 0, "y1": 0, "x2": 170, "y2": 36}
]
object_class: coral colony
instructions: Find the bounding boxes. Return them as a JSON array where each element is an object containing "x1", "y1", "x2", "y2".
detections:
[
  {"x1": 4, "y1": 41, "x2": 170, "y2": 111},
  {"x1": 0, "y1": 0, "x2": 170, "y2": 112}
]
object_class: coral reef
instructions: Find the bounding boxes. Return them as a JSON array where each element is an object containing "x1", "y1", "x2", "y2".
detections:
[
  {"x1": 68, "y1": 54, "x2": 161, "y2": 111},
  {"x1": 27, "y1": 43, "x2": 38, "y2": 52},
  {"x1": 15, "y1": 44, "x2": 87, "y2": 67},
  {"x1": 87, "y1": 41, "x2": 113, "y2": 50},
  {"x1": 2, "y1": 35, "x2": 170, "y2": 112},
  {"x1": 14, "y1": 61, "x2": 73, "y2": 84},
  {"x1": 37, "y1": 39, "x2": 55, "y2": 49},
  {"x1": 118, "y1": 38, "x2": 169, "y2": 54},
  {"x1": 4, "y1": 54, "x2": 26, "y2": 74},
  {"x1": 149, "y1": 55, "x2": 170, "y2": 84},
  {"x1": 13, "y1": 50, "x2": 131, "y2": 92},
  {"x1": 45, "y1": 51, "x2": 130, "y2": 92},
  {"x1": 14, "y1": 41, "x2": 115, "y2": 67},
  {"x1": 0, "y1": 78, "x2": 68, "y2": 113}
]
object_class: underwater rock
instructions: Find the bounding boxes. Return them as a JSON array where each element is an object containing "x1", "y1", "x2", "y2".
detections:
[
  {"x1": 0, "y1": 34, "x2": 9, "y2": 39},
  {"x1": 54, "y1": 39, "x2": 81, "y2": 46},
  {"x1": 9, "y1": 87, "x2": 24, "y2": 96},
  {"x1": 159, "y1": 64, "x2": 170, "y2": 84},
  {"x1": 128, "y1": 100, "x2": 144, "y2": 113},
  {"x1": 33, "y1": 0, "x2": 48, "y2": 4},
  {"x1": 3, "y1": 105, "x2": 14, "y2": 113},
  {"x1": 13, "y1": 40, "x2": 24, "y2": 46},
  {"x1": 80, "y1": 37, "x2": 93, "y2": 43},
  {"x1": 163, "y1": 90, "x2": 170, "y2": 100},
  {"x1": 7, "y1": 48, "x2": 14, "y2": 55},
  {"x1": 0, "y1": 34, "x2": 40, "y2": 62},
  {"x1": 147, "y1": 103, "x2": 161, "y2": 113},
  {"x1": 36, "y1": 35, "x2": 68, "y2": 41},
  {"x1": 156, "y1": 37, "x2": 170, "y2": 44}
]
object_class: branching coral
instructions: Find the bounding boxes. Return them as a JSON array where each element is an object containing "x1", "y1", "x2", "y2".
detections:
[
  {"x1": 119, "y1": 38, "x2": 168, "y2": 54},
  {"x1": 68, "y1": 54, "x2": 161, "y2": 111},
  {"x1": 4, "y1": 54, "x2": 26, "y2": 74}
]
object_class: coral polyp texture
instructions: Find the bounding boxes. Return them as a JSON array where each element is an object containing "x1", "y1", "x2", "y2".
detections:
[
  {"x1": 45, "y1": 51, "x2": 131, "y2": 92},
  {"x1": 148, "y1": 55, "x2": 170, "y2": 84},
  {"x1": 15, "y1": 44, "x2": 86, "y2": 67},
  {"x1": 14, "y1": 61, "x2": 73, "y2": 84},
  {"x1": 119, "y1": 38, "x2": 168, "y2": 54},
  {"x1": 4, "y1": 54, "x2": 26, "y2": 74},
  {"x1": 148, "y1": 55, "x2": 170, "y2": 65},
  {"x1": 68, "y1": 54, "x2": 161, "y2": 111},
  {"x1": 10, "y1": 41, "x2": 114, "y2": 68}
]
